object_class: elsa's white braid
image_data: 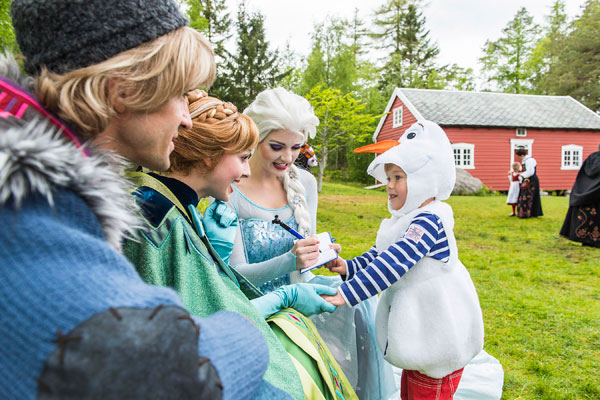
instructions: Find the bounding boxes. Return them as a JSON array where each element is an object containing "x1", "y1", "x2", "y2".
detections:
[
  {"x1": 245, "y1": 87, "x2": 319, "y2": 237},
  {"x1": 282, "y1": 164, "x2": 312, "y2": 237}
]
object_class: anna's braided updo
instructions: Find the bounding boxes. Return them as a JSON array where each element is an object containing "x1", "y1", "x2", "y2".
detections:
[{"x1": 169, "y1": 89, "x2": 258, "y2": 175}]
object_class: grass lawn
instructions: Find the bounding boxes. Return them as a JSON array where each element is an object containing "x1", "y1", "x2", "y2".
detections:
[{"x1": 314, "y1": 180, "x2": 599, "y2": 400}]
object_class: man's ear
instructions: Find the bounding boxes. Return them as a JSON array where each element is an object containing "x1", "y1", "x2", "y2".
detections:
[{"x1": 108, "y1": 78, "x2": 127, "y2": 114}]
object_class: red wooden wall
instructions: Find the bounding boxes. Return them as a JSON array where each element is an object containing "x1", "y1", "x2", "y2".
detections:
[
  {"x1": 375, "y1": 97, "x2": 600, "y2": 191},
  {"x1": 444, "y1": 127, "x2": 600, "y2": 191},
  {"x1": 377, "y1": 97, "x2": 418, "y2": 141}
]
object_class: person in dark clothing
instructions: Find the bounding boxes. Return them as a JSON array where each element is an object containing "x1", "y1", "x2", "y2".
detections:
[
  {"x1": 560, "y1": 146, "x2": 600, "y2": 247},
  {"x1": 515, "y1": 148, "x2": 543, "y2": 218}
]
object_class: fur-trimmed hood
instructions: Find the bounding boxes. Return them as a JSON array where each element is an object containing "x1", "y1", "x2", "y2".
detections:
[{"x1": 0, "y1": 54, "x2": 139, "y2": 250}]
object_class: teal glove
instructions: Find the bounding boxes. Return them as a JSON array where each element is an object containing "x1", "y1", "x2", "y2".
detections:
[
  {"x1": 251, "y1": 283, "x2": 338, "y2": 319},
  {"x1": 201, "y1": 201, "x2": 238, "y2": 265}
]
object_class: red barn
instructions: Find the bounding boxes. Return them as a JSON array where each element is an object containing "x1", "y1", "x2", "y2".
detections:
[{"x1": 374, "y1": 88, "x2": 600, "y2": 191}]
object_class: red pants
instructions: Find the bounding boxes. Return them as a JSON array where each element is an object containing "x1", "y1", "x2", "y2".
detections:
[{"x1": 400, "y1": 368, "x2": 464, "y2": 400}]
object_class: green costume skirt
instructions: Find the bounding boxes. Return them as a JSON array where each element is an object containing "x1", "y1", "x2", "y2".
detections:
[{"x1": 269, "y1": 309, "x2": 357, "y2": 400}]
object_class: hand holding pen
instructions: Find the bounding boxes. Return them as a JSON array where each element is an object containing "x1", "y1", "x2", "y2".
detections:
[{"x1": 272, "y1": 215, "x2": 320, "y2": 271}]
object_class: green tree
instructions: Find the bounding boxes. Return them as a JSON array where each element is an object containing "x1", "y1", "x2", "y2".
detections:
[
  {"x1": 371, "y1": 0, "x2": 439, "y2": 92},
  {"x1": 299, "y1": 18, "x2": 357, "y2": 95},
  {"x1": 529, "y1": 0, "x2": 569, "y2": 93},
  {"x1": 0, "y1": 0, "x2": 17, "y2": 52},
  {"x1": 349, "y1": 8, "x2": 369, "y2": 68},
  {"x1": 371, "y1": 0, "x2": 410, "y2": 54},
  {"x1": 543, "y1": 0, "x2": 600, "y2": 111},
  {"x1": 276, "y1": 42, "x2": 303, "y2": 92},
  {"x1": 213, "y1": 3, "x2": 287, "y2": 109},
  {"x1": 479, "y1": 7, "x2": 540, "y2": 93},
  {"x1": 305, "y1": 86, "x2": 380, "y2": 191},
  {"x1": 435, "y1": 64, "x2": 476, "y2": 91},
  {"x1": 183, "y1": 0, "x2": 232, "y2": 97},
  {"x1": 185, "y1": 0, "x2": 231, "y2": 56},
  {"x1": 298, "y1": 18, "x2": 364, "y2": 174}
]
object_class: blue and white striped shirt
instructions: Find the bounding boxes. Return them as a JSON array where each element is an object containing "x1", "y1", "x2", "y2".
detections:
[{"x1": 339, "y1": 212, "x2": 450, "y2": 306}]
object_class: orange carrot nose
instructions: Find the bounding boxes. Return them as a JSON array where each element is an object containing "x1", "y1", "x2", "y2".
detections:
[{"x1": 353, "y1": 140, "x2": 400, "y2": 154}]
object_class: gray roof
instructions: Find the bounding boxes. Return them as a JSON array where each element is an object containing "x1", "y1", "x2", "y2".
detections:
[{"x1": 398, "y1": 88, "x2": 600, "y2": 130}]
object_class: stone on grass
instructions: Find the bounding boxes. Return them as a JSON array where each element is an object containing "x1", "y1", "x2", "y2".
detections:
[{"x1": 453, "y1": 168, "x2": 483, "y2": 195}]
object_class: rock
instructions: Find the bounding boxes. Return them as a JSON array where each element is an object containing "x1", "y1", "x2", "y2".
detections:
[{"x1": 453, "y1": 168, "x2": 483, "y2": 195}]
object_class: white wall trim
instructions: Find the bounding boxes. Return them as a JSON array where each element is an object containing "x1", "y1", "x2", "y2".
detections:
[
  {"x1": 452, "y1": 143, "x2": 475, "y2": 169},
  {"x1": 561, "y1": 144, "x2": 583, "y2": 170},
  {"x1": 510, "y1": 138, "x2": 534, "y2": 165}
]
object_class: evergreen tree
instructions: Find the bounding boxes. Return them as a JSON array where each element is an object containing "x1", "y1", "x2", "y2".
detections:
[
  {"x1": 182, "y1": 0, "x2": 232, "y2": 96},
  {"x1": 214, "y1": 3, "x2": 287, "y2": 109},
  {"x1": 543, "y1": 0, "x2": 600, "y2": 111},
  {"x1": 529, "y1": 0, "x2": 569, "y2": 93},
  {"x1": 371, "y1": 0, "x2": 409, "y2": 53},
  {"x1": 349, "y1": 8, "x2": 369, "y2": 68},
  {"x1": 398, "y1": 4, "x2": 439, "y2": 70},
  {"x1": 371, "y1": 0, "x2": 439, "y2": 93},
  {"x1": 479, "y1": 7, "x2": 540, "y2": 93},
  {"x1": 277, "y1": 42, "x2": 303, "y2": 92},
  {"x1": 185, "y1": 0, "x2": 231, "y2": 56}
]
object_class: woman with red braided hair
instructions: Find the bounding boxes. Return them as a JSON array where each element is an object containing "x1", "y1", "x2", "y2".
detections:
[{"x1": 123, "y1": 90, "x2": 358, "y2": 400}]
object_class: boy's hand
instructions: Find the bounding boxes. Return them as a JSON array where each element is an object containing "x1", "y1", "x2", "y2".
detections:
[
  {"x1": 329, "y1": 243, "x2": 341, "y2": 253},
  {"x1": 321, "y1": 291, "x2": 346, "y2": 307},
  {"x1": 323, "y1": 256, "x2": 347, "y2": 275}
]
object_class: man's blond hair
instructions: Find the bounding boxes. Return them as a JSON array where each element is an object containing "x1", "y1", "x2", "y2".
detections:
[{"x1": 35, "y1": 27, "x2": 215, "y2": 138}]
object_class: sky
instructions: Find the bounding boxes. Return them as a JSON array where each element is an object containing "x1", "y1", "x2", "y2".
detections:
[{"x1": 239, "y1": 0, "x2": 588, "y2": 81}]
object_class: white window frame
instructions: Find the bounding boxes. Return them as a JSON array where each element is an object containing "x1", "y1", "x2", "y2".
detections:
[
  {"x1": 452, "y1": 143, "x2": 475, "y2": 169},
  {"x1": 516, "y1": 128, "x2": 527, "y2": 137},
  {"x1": 510, "y1": 139, "x2": 534, "y2": 166},
  {"x1": 561, "y1": 144, "x2": 583, "y2": 170},
  {"x1": 392, "y1": 107, "x2": 403, "y2": 128}
]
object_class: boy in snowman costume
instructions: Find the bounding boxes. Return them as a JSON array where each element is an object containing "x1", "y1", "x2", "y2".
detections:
[{"x1": 324, "y1": 121, "x2": 484, "y2": 399}]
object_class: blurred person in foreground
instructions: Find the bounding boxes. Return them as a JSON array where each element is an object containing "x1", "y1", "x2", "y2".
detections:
[
  {"x1": 560, "y1": 145, "x2": 600, "y2": 248},
  {"x1": 0, "y1": 0, "x2": 285, "y2": 398}
]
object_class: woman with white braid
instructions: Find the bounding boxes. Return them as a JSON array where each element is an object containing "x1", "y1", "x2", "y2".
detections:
[
  {"x1": 229, "y1": 87, "x2": 320, "y2": 291},
  {"x1": 228, "y1": 87, "x2": 397, "y2": 399}
]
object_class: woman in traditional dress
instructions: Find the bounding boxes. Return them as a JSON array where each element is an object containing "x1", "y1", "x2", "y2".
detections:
[
  {"x1": 560, "y1": 146, "x2": 600, "y2": 247},
  {"x1": 515, "y1": 148, "x2": 543, "y2": 218}
]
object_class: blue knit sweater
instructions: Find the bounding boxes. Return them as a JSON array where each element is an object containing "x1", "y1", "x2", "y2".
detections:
[{"x1": 0, "y1": 189, "x2": 277, "y2": 399}]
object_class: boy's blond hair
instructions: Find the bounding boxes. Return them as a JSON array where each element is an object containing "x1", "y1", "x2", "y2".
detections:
[{"x1": 35, "y1": 27, "x2": 215, "y2": 138}]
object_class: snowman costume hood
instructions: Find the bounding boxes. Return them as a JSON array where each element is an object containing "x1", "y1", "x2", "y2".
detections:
[
  {"x1": 366, "y1": 121, "x2": 484, "y2": 378},
  {"x1": 367, "y1": 120, "x2": 456, "y2": 216}
]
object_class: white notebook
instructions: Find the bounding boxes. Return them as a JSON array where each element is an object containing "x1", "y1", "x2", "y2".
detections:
[{"x1": 300, "y1": 232, "x2": 338, "y2": 274}]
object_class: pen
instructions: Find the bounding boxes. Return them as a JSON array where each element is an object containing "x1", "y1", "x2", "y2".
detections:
[
  {"x1": 273, "y1": 216, "x2": 323, "y2": 254},
  {"x1": 271, "y1": 215, "x2": 304, "y2": 239},
  {"x1": 272, "y1": 215, "x2": 304, "y2": 240}
]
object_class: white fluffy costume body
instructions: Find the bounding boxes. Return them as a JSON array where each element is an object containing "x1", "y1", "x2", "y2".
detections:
[{"x1": 369, "y1": 121, "x2": 484, "y2": 378}]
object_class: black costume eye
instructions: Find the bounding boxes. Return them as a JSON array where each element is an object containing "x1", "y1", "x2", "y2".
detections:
[{"x1": 407, "y1": 132, "x2": 416, "y2": 139}]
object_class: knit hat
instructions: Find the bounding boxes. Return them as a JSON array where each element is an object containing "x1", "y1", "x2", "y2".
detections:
[{"x1": 11, "y1": 0, "x2": 188, "y2": 75}]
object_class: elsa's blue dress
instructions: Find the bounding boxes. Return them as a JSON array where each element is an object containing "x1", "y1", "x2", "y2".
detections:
[{"x1": 228, "y1": 169, "x2": 397, "y2": 400}]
